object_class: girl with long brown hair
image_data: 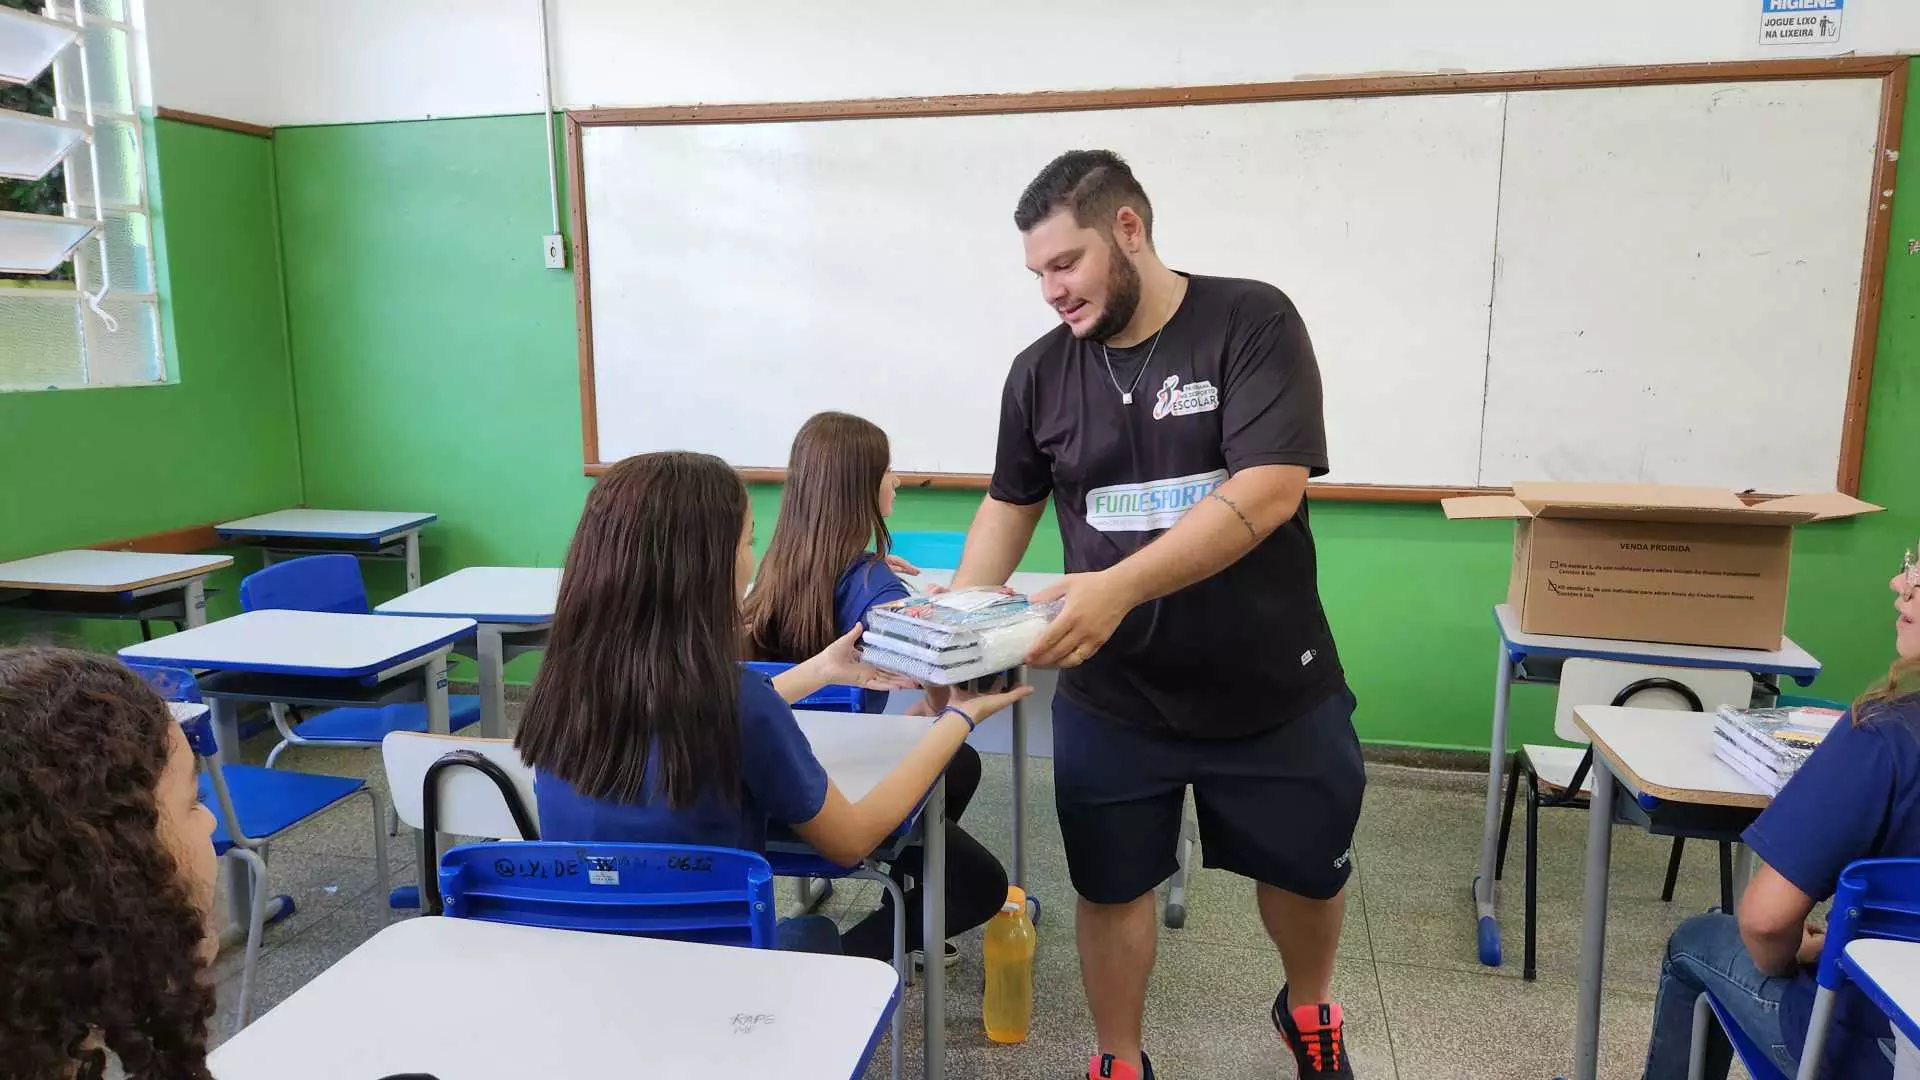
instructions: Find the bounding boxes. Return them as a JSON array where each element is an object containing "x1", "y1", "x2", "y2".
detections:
[
  {"x1": 0, "y1": 646, "x2": 220, "y2": 1079},
  {"x1": 515, "y1": 450, "x2": 1029, "y2": 953},
  {"x1": 745, "y1": 412, "x2": 1012, "y2": 965},
  {"x1": 1639, "y1": 558, "x2": 1920, "y2": 1079}
]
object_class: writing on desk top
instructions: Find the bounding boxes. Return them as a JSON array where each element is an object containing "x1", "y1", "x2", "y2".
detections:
[{"x1": 732, "y1": 1014, "x2": 777, "y2": 1036}]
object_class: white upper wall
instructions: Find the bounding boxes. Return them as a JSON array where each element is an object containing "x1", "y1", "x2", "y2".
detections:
[
  {"x1": 145, "y1": 0, "x2": 1920, "y2": 127},
  {"x1": 144, "y1": 0, "x2": 276, "y2": 126}
]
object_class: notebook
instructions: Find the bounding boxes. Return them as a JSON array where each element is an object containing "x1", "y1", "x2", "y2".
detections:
[{"x1": 860, "y1": 587, "x2": 1061, "y2": 685}]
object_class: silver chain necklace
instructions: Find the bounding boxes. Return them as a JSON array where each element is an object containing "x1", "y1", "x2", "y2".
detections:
[{"x1": 1101, "y1": 325, "x2": 1166, "y2": 406}]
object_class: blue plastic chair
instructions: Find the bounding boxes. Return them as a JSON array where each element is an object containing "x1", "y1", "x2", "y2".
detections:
[
  {"x1": 743, "y1": 660, "x2": 865, "y2": 712},
  {"x1": 128, "y1": 662, "x2": 390, "y2": 1030},
  {"x1": 438, "y1": 841, "x2": 776, "y2": 948},
  {"x1": 239, "y1": 555, "x2": 483, "y2": 766},
  {"x1": 1691, "y1": 857, "x2": 1920, "y2": 1079},
  {"x1": 889, "y1": 530, "x2": 966, "y2": 572}
]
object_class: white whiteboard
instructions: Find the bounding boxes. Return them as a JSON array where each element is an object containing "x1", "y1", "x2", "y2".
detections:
[
  {"x1": 581, "y1": 76, "x2": 1884, "y2": 491},
  {"x1": 1478, "y1": 78, "x2": 1881, "y2": 490}
]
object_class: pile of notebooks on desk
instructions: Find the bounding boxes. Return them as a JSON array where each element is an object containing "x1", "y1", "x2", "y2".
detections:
[
  {"x1": 1712, "y1": 704, "x2": 1844, "y2": 794},
  {"x1": 860, "y1": 586, "x2": 1062, "y2": 686}
]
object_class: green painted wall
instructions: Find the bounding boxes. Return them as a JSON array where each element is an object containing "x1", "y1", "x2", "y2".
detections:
[
  {"x1": 0, "y1": 120, "x2": 299, "y2": 562},
  {"x1": 272, "y1": 79, "x2": 1918, "y2": 747},
  {"x1": 0, "y1": 120, "x2": 299, "y2": 642}
]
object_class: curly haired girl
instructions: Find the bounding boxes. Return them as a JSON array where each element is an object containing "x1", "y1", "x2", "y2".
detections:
[{"x1": 0, "y1": 646, "x2": 220, "y2": 1080}]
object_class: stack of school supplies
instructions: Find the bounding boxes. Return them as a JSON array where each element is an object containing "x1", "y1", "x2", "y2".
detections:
[
  {"x1": 860, "y1": 587, "x2": 1062, "y2": 686},
  {"x1": 1711, "y1": 705, "x2": 1843, "y2": 794}
]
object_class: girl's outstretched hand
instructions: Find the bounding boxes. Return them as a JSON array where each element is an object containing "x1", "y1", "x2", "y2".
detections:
[{"x1": 813, "y1": 623, "x2": 918, "y2": 691}]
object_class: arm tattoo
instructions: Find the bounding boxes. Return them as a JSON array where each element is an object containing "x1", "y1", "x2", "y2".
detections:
[{"x1": 1210, "y1": 490, "x2": 1259, "y2": 541}]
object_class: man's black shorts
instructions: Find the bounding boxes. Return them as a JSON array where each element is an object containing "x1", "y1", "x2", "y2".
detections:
[{"x1": 1052, "y1": 688, "x2": 1364, "y2": 904}]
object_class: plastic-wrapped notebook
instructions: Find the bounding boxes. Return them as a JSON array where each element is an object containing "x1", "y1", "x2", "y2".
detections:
[
  {"x1": 1711, "y1": 705, "x2": 1842, "y2": 793},
  {"x1": 861, "y1": 587, "x2": 1061, "y2": 685}
]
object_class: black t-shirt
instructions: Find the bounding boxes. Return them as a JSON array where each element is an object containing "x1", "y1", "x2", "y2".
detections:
[{"x1": 989, "y1": 273, "x2": 1346, "y2": 738}]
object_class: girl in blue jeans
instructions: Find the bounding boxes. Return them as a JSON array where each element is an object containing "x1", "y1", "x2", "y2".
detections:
[{"x1": 1642, "y1": 560, "x2": 1920, "y2": 1079}]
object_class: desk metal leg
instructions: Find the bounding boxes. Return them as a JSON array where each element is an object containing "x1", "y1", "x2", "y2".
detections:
[
  {"x1": 211, "y1": 695, "x2": 253, "y2": 925},
  {"x1": 404, "y1": 534, "x2": 421, "y2": 591},
  {"x1": 1010, "y1": 674, "x2": 1027, "y2": 893},
  {"x1": 1474, "y1": 642, "x2": 1514, "y2": 966},
  {"x1": 476, "y1": 626, "x2": 507, "y2": 739},
  {"x1": 183, "y1": 579, "x2": 208, "y2": 628},
  {"x1": 1731, "y1": 844, "x2": 1754, "y2": 913},
  {"x1": 922, "y1": 776, "x2": 947, "y2": 1080},
  {"x1": 1573, "y1": 756, "x2": 1617, "y2": 1080},
  {"x1": 1166, "y1": 811, "x2": 1195, "y2": 929}
]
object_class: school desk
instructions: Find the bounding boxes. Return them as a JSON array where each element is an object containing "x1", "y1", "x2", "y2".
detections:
[
  {"x1": 376, "y1": 566, "x2": 561, "y2": 738},
  {"x1": 790, "y1": 708, "x2": 948, "y2": 1080},
  {"x1": 1471, "y1": 604, "x2": 1820, "y2": 969},
  {"x1": 205, "y1": 916, "x2": 900, "y2": 1080},
  {"x1": 0, "y1": 549, "x2": 230, "y2": 629},
  {"x1": 1568, "y1": 704, "x2": 1776, "y2": 1080},
  {"x1": 216, "y1": 509, "x2": 438, "y2": 590},
  {"x1": 120, "y1": 609, "x2": 473, "y2": 921}
]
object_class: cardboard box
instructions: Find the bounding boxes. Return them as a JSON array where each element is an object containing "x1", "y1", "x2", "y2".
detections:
[{"x1": 1443, "y1": 483, "x2": 1879, "y2": 650}]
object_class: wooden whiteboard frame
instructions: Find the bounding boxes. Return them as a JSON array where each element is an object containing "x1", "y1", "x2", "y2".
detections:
[{"x1": 567, "y1": 56, "x2": 1907, "y2": 500}]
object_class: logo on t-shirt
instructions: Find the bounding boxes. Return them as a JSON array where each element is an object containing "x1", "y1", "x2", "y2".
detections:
[
  {"x1": 1085, "y1": 469, "x2": 1228, "y2": 532},
  {"x1": 1151, "y1": 374, "x2": 1221, "y2": 420}
]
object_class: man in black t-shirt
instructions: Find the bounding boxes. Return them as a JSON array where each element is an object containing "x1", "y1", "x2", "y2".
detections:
[{"x1": 951, "y1": 151, "x2": 1363, "y2": 1080}]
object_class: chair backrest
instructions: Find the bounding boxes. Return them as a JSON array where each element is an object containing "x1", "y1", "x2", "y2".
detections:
[
  {"x1": 438, "y1": 840, "x2": 778, "y2": 948},
  {"x1": 239, "y1": 554, "x2": 370, "y2": 615},
  {"x1": 128, "y1": 663, "x2": 242, "y2": 846},
  {"x1": 382, "y1": 731, "x2": 539, "y2": 836},
  {"x1": 125, "y1": 661, "x2": 203, "y2": 704},
  {"x1": 1552, "y1": 658, "x2": 1753, "y2": 743},
  {"x1": 742, "y1": 660, "x2": 865, "y2": 712},
  {"x1": 889, "y1": 530, "x2": 966, "y2": 571},
  {"x1": 1817, "y1": 857, "x2": 1920, "y2": 990}
]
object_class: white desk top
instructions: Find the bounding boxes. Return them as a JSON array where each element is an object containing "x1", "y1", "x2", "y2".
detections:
[
  {"x1": 1845, "y1": 938, "x2": 1920, "y2": 1043},
  {"x1": 207, "y1": 917, "x2": 899, "y2": 1080},
  {"x1": 1573, "y1": 705, "x2": 1774, "y2": 809},
  {"x1": 120, "y1": 610, "x2": 474, "y2": 678},
  {"x1": 0, "y1": 550, "x2": 231, "y2": 593},
  {"x1": 794, "y1": 709, "x2": 927, "y2": 803},
  {"x1": 216, "y1": 508, "x2": 436, "y2": 541},
  {"x1": 1496, "y1": 604, "x2": 1820, "y2": 680},
  {"x1": 913, "y1": 567, "x2": 1065, "y2": 597},
  {"x1": 376, "y1": 566, "x2": 562, "y2": 624}
]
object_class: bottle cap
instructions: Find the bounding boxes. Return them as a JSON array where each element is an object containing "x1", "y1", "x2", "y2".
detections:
[{"x1": 1002, "y1": 885, "x2": 1027, "y2": 912}]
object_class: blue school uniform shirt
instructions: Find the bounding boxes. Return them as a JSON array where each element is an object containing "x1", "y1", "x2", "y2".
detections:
[
  {"x1": 533, "y1": 669, "x2": 830, "y2": 854},
  {"x1": 1742, "y1": 701, "x2": 1920, "y2": 1079},
  {"x1": 835, "y1": 554, "x2": 910, "y2": 713}
]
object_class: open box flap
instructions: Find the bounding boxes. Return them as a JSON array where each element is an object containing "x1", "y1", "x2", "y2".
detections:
[
  {"x1": 1751, "y1": 492, "x2": 1883, "y2": 522},
  {"x1": 1510, "y1": 482, "x2": 1750, "y2": 511},
  {"x1": 1441, "y1": 495, "x2": 1531, "y2": 521}
]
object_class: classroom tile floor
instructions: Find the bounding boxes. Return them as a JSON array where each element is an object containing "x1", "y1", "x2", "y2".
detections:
[{"x1": 206, "y1": 703, "x2": 1754, "y2": 1080}]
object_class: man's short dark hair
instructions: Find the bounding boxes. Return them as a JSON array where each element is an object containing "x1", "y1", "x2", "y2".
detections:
[{"x1": 1014, "y1": 149, "x2": 1154, "y2": 242}]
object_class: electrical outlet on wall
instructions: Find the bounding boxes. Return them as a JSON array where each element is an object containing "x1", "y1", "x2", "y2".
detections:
[{"x1": 543, "y1": 233, "x2": 567, "y2": 269}]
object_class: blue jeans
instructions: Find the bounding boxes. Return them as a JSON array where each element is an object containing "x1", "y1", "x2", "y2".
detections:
[
  {"x1": 776, "y1": 914, "x2": 843, "y2": 954},
  {"x1": 1644, "y1": 913, "x2": 1798, "y2": 1079}
]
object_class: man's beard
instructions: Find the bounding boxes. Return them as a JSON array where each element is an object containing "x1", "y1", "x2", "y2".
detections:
[{"x1": 1084, "y1": 242, "x2": 1141, "y2": 343}]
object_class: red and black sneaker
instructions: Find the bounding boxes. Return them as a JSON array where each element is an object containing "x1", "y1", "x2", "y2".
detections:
[
  {"x1": 1272, "y1": 984, "x2": 1354, "y2": 1077},
  {"x1": 1086, "y1": 1051, "x2": 1156, "y2": 1080}
]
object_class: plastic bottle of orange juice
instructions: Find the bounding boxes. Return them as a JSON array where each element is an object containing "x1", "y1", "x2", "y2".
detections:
[{"x1": 982, "y1": 885, "x2": 1036, "y2": 1043}]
